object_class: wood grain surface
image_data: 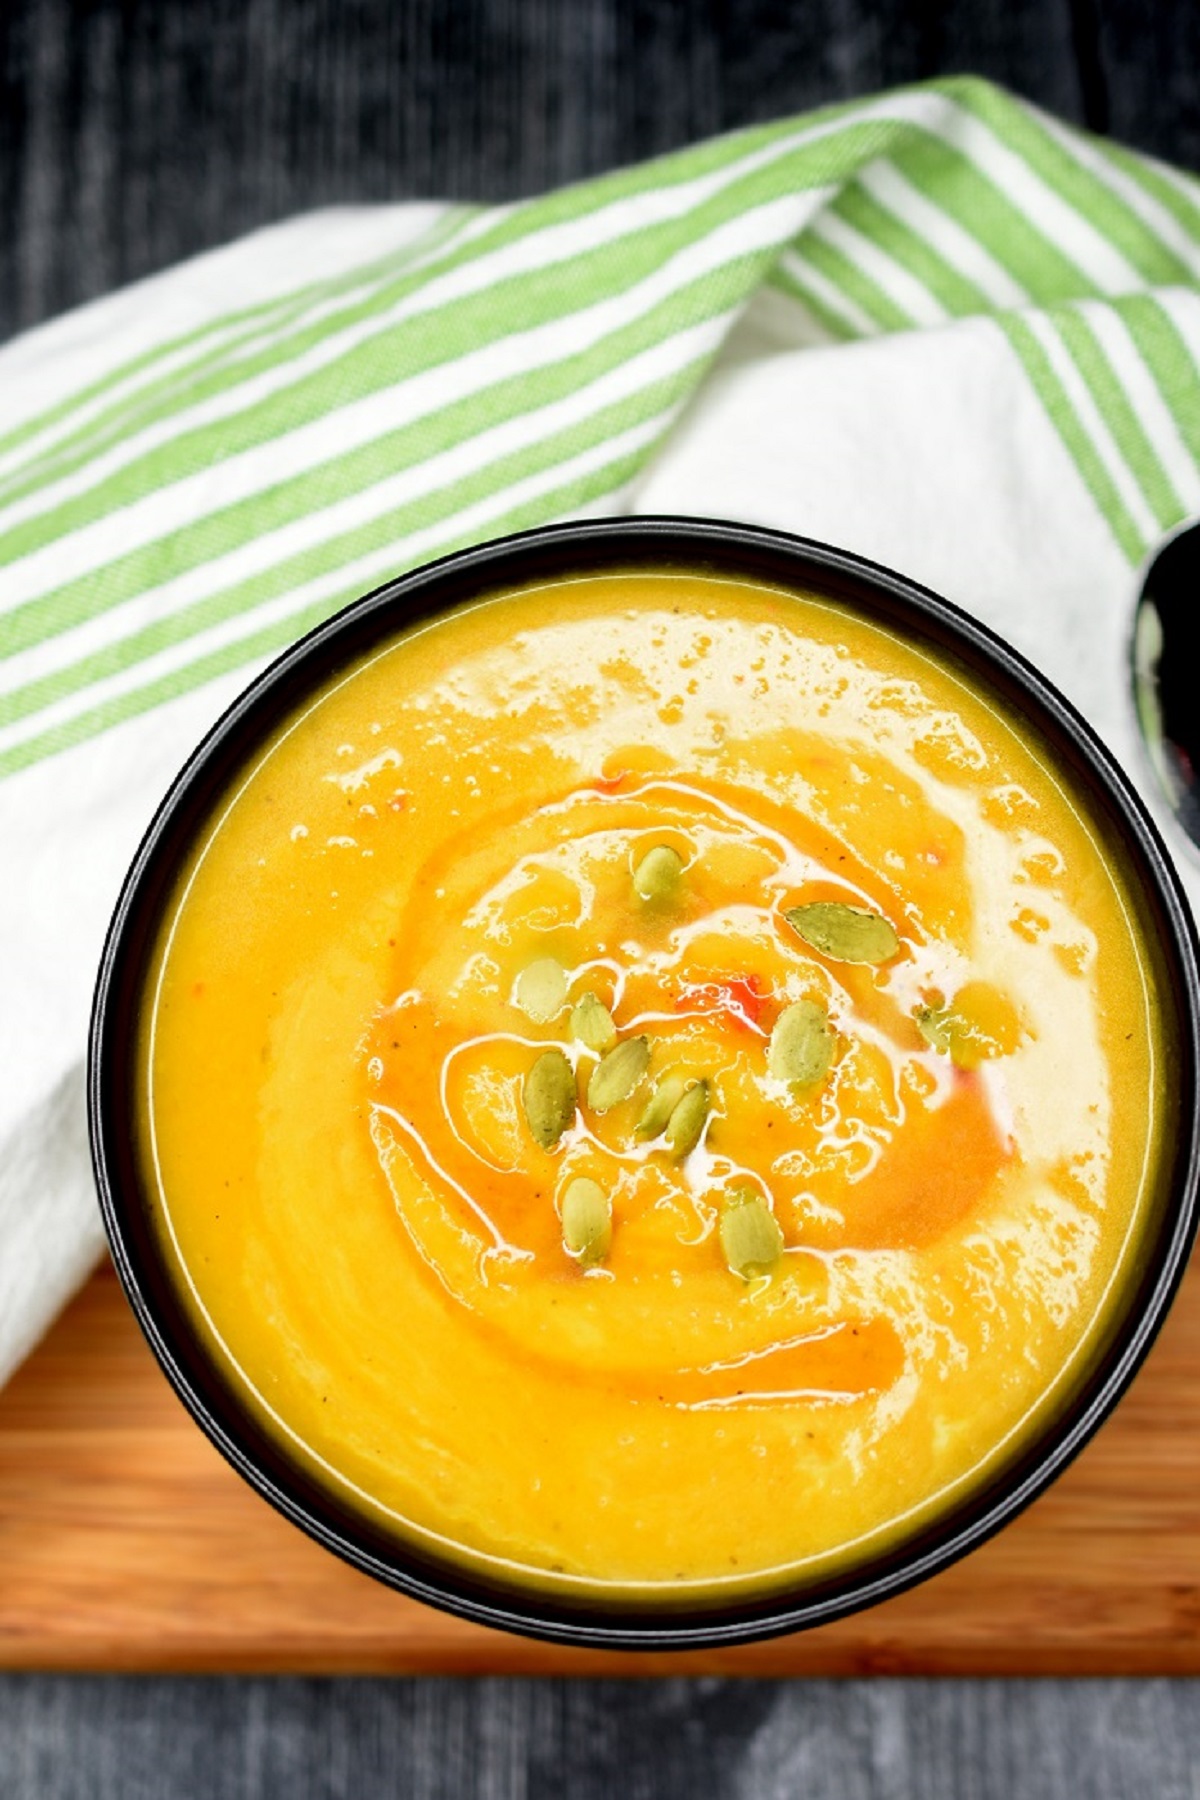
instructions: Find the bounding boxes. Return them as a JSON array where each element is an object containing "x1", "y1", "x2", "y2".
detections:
[
  {"x1": 3, "y1": 0, "x2": 1200, "y2": 346},
  {"x1": 2, "y1": 1254, "x2": 1199, "y2": 1676}
]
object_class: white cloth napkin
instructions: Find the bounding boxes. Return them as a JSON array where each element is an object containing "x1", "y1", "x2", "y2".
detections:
[{"x1": 3, "y1": 79, "x2": 1200, "y2": 1388}]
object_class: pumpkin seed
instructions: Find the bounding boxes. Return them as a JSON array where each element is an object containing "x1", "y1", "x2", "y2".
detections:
[
  {"x1": 561, "y1": 1177, "x2": 612, "y2": 1264},
  {"x1": 587, "y1": 1035, "x2": 650, "y2": 1112},
  {"x1": 513, "y1": 956, "x2": 568, "y2": 1023},
  {"x1": 720, "y1": 1187, "x2": 784, "y2": 1279},
  {"x1": 636, "y1": 1068, "x2": 689, "y2": 1138},
  {"x1": 914, "y1": 1005, "x2": 953, "y2": 1055},
  {"x1": 916, "y1": 981, "x2": 1020, "y2": 1070},
  {"x1": 523, "y1": 1048, "x2": 577, "y2": 1149},
  {"x1": 767, "y1": 1000, "x2": 834, "y2": 1087},
  {"x1": 784, "y1": 901, "x2": 899, "y2": 965},
  {"x1": 570, "y1": 990, "x2": 618, "y2": 1055},
  {"x1": 633, "y1": 844, "x2": 684, "y2": 903},
  {"x1": 664, "y1": 1079, "x2": 709, "y2": 1157}
]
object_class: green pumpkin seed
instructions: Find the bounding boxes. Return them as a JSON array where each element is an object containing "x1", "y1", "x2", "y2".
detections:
[
  {"x1": 719, "y1": 1187, "x2": 784, "y2": 1279},
  {"x1": 664, "y1": 1079, "x2": 709, "y2": 1157},
  {"x1": 914, "y1": 1005, "x2": 953, "y2": 1055},
  {"x1": 914, "y1": 1003, "x2": 995, "y2": 1070},
  {"x1": 767, "y1": 1000, "x2": 834, "y2": 1087},
  {"x1": 561, "y1": 1177, "x2": 612, "y2": 1264},
  {"x1": 513, "y1": 955, "x2": 568, "y2": 1023},
  {"x1": 636, "y1": 1068, "x2": 689, "y2": 1138},
  {"x1": 523, "y1": 1048, "x2": 577, "y2": 1149},
  {"x1": 570, "y1": 990, "x2": 618, "y2": 1055},
  {"x1": 587, "y1": 1035, "x2": 650, "y2": 1112},
  {"x1": 784, "y1": 901, "x2": 899, "y2": 965},
  {"x1": 633, "y1": 844, "x2": 684, "y2": 904}
]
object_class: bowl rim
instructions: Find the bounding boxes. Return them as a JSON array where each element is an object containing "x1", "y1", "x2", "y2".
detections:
[{"x1": 88, "y1": 515, "x2": 1200, "y2": 1651}]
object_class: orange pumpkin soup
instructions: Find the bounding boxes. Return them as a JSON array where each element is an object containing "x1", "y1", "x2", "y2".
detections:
[{"x1": 138, "y1": 570, "x2": 1166, "y2": 1600}]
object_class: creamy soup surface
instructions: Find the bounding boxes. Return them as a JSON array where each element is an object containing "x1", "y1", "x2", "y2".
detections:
[{"x1": 140, "y1": 571, "x2": 1167, "y2": 1601}]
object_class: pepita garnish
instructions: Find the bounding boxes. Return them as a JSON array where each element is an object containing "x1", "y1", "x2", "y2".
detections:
[
  {"x1": 664, "y1": 1079, "x2": 709, "y2": 1157},
  {"x1": 719, "y1": 1187, "x2": 784, "y2": 1280},
  {"x1": 636, "y1": 1068, "x2": 689, "y2": 1138},
  {"x1": 560, "y1": 1177, "x2": 612, "y2": 1264},
  {"x1": 914, "y1": 1004, "x2": 953, "y2": 1056},
  {"x1": 913, "y1": 991, "x2": 1016, "y2": 1070},
  {"x1": 633, "y1": 844, "x2": 684, "y2": 904},
  {"x1": 767, "y1": 999, "x2": 834, "y2": 1087},
  {"x1": 784, "y1": 901, "x2": 899, "y2": 965},
  {"x1": 523, "y1": 1048, "x2": 577, "y2": 1149},
  {"x1": 587, "y1": 1035, "x2": 650, "y2": 1112},
  {"x1": 570, "y1": 990, "x2": 618, "y2": 1055},
  {"x1": 513, "y1": 955, "x2": 568, "y2": 1023}
]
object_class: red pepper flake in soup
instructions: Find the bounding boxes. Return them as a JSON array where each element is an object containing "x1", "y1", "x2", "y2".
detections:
[{"x1": 675, "y1": 974, "x2": 767, "y2": 1032}]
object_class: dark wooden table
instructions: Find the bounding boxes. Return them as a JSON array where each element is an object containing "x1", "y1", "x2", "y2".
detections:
[{"x1": 1, "y1": 0, "x2": 1198, "y2": 347}]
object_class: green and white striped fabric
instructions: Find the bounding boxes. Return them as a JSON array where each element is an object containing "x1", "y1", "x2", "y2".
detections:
[
  {"x1": 4, "y1": 75, "x2": 1200, "y2": 782},
  {"x1": 3, "y1": 74, "x2": 1200, "y2": 1385}
]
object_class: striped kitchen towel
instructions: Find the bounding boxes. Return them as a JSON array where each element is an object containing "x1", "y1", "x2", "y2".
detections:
[{"x1": 3, "y1": 75, "x2": 1200, "y2": 1386}]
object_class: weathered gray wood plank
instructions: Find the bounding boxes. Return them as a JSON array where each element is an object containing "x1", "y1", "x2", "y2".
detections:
[
  {"x1": 2, "y1": 1674, "x2": 1200, "y2": 1799},
  {"x1": 2, "y1": 0, "x2": 1198, "y2": 344}
]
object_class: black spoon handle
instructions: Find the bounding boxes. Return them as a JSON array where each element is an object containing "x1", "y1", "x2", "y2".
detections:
[{"x1": 1133, "y1": 523, "x2": 1200, "y2": 852}]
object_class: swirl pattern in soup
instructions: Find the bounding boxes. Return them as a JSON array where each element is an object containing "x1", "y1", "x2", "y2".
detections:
[{"x1": 139, "y1": 571, "x2": 1166, "y2": 1600}]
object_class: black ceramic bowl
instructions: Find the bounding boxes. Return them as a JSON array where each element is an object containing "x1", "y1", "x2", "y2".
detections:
[{"x1": 90, "y1": 517, "x2": 1200, "y2": 1651}]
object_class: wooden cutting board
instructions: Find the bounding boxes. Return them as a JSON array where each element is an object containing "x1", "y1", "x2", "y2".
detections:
[{"x1": 3, "y1": 1253, "x2": 1199, "y2": 1675}]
